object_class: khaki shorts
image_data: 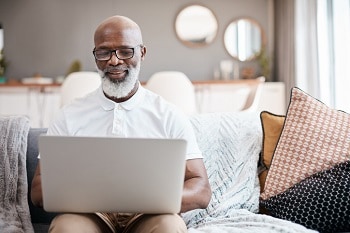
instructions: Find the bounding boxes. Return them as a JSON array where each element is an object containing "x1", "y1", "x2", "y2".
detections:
[{"x1": 96, "y1": 212, "x2": 144, "y2": 233}]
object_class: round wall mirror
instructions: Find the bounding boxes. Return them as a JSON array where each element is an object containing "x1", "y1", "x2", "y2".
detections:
[
  {"x1": 175, "y1": 5, "x2": 218, "y2": 48},
  {"x1": 224, "y1": 18, "x2": 264, "y2": 61}
]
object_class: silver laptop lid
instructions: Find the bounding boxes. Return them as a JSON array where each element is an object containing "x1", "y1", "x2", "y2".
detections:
[{"x1": 39, "y1": 135, "x2": 187, "y2": 213}]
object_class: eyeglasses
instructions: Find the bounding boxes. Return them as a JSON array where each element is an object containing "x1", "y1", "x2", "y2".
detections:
[{"x1": 93, "y1": 45, "x2": 143, "y2": 61}]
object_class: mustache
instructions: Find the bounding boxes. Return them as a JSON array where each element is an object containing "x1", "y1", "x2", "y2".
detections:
[{"x1": 103, "y1": 67, "x2": 128, "y2": 73}]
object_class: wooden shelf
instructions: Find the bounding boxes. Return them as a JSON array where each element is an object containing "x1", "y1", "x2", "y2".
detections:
[{"x1": 0, "y1": 80, "x2": 61, "y2": 88}]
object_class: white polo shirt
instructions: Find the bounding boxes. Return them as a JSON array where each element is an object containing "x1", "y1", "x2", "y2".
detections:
[{"x1": 47, "y1": 83, "x2": 202, "y2": 160}]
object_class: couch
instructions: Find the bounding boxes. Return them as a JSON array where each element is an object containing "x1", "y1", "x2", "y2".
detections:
[
  {"x1": 22, "y1": 112, "x2": 315, "y2": 233},
  {"x1": 3, "y1": 88, "x2": 350, "y2": 232}
]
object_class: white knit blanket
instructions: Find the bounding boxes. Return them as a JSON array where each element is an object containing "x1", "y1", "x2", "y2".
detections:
[
  {"x1": 184, "y1": 112, "x2": 317, "y2": 233},
  {"x1": 0, "y1": 116, "x2": 34, "y2": 233}
]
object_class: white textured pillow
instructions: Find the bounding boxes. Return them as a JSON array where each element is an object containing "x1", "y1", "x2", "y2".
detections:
[{"x1": 183, "y1": 112, "x2": 262, "y2": 228}]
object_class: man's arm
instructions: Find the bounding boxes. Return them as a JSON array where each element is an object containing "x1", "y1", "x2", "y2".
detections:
[
  {"x1": 181, "y1": 158, "x2": 211, "y2": 213},
  {"x1": 31, "y1": 162, "x2": 43, "y2": 208}
]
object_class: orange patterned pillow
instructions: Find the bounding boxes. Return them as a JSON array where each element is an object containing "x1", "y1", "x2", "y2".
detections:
[
  {"x1": 259, "y1": 111, "x2": 285, "y2": 192},
  {"x1": 260, "y1": 87, "x2": 350, "y2": 200}
]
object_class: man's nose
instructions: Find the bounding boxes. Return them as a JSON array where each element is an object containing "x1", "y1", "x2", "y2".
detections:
[{"x1": 109, "y1": 51, "x2": 122, "y2": 65}]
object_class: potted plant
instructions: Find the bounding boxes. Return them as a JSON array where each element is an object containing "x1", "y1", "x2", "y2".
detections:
[
  {"x1": 256, "y1": 45, "x2": 271, "y2": 81},
  {"x1": 0, "y1": 49, "x2": 7, "y2": 83}
]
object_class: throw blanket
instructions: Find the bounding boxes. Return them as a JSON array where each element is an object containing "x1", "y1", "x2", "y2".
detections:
[
  {"x1": 0, "y1": 116, "x2": 34, "y2": 233},
  {"x1": 184, "y1": 112, "x2": 317, "y2": 233}
]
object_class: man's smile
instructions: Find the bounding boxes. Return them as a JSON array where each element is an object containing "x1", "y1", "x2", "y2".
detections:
[{"x1": 106, "y1": 69, "x2": 127, "y2": 80}]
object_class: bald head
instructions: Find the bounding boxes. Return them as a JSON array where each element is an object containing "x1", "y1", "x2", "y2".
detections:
[
  {"x1": 94, "y1": 15, "x2": 143, "y2": 47},
  {"x1": 93, "y1": 15, "x2": 146, "y2": 101}
]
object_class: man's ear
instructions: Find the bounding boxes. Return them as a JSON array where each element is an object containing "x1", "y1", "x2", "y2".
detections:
[{"x1": 141, "y1": 46, "x2": 147, "y2": 61}]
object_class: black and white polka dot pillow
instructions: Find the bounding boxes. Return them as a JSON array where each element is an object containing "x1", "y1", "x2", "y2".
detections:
[{"x1": 260, "y1": 160, "x2": 350, "y2": 233}]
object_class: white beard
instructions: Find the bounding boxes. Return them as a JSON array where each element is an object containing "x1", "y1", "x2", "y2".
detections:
[{"x1": 98, "y1": 63, "x2": 140, "y2": 99}]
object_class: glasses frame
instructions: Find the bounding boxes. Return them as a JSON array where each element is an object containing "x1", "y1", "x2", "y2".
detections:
[{"x1": 93, "y1": 44, "x2": 143, "y2": 61}]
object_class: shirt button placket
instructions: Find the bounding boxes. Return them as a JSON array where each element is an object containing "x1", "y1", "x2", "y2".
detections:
[{"x1": 112, "y1": 104, "x2": 124, "y2": 136}]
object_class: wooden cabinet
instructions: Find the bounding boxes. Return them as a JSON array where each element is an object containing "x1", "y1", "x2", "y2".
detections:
[
  {"x1": 0, "y1": 84, "x2": 61, "y2": 127},
  {"x1": 256, "y1": 82, "x2": 286, "y2": 115},
  {"x1": 194, "y1": 81, "x2": 286, "y2": 115},
  {"x1": 0, "y1": 81, "x2": 286, "y2": 128}
]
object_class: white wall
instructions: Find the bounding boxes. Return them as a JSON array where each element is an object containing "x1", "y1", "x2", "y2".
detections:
[{"x1": 0, "y1": 0, "x2": 270, "y2": 82}]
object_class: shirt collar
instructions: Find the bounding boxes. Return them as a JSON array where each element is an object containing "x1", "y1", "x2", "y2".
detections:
[{"x1": 98, "y1": 81, "x2": 145, "y2": 111}]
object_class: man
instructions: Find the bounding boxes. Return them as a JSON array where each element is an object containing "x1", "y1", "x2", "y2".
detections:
[{"x1": 31, "y1": 15, "x2": 211, "y2": 233}]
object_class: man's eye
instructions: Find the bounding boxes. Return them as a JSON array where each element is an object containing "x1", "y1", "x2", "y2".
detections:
[
  {"x1": 118, "y1": 50, "x2": 133, "y2": 56},
  {"x1": 96, "y1": 50, "x2": 110, "y2": 56}
]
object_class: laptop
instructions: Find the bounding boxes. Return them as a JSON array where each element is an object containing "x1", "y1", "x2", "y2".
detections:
[{"x1": 38, "y1": 135, "x2": 187, "y2": 214}]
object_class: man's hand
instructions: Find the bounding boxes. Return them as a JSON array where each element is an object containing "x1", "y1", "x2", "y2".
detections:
[{"x1": 31, "y1": 163, "x2": 43, "y2": 208}]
